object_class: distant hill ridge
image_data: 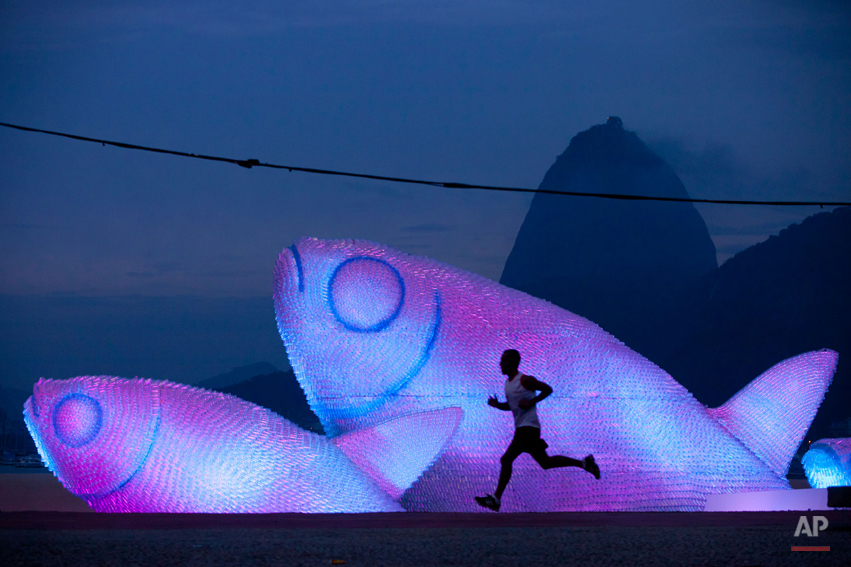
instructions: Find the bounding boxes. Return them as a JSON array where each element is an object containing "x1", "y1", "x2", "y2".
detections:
[
  {"x1": 198, "y1": 362, "x2": 280, "y2": 390},
  {"x1": 212, "y1": 370, "x2": 324, "y2": 434},
  {"x1": 659, "y1": 206, "x2": 850, "y2": 438}
]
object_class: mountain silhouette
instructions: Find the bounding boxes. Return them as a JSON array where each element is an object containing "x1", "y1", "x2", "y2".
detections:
[
  {"x1": 501, "y1": 117, "x2": 717, "y2": 355},
  {"x1": 659, "y1": 206, "x2": 850, "y2": 439},
  {"x1": 500, "y1": 118, "x2": 847, "y2": 440}
]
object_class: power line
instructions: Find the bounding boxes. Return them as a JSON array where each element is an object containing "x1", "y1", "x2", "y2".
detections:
[{"x1": 2, "y1": 121, "x2": 848, "y2": 207}]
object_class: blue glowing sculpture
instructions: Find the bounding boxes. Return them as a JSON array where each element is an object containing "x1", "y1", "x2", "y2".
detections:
[
  {"x1": 802, "y1": 438, "x2": 851, "y2": 489},
  {"x1": 274, "y1": 237, "x2": 839, "y2": 512},
  {"x1": 23, "y1": 376, "x2": 461, "y2": 512}
]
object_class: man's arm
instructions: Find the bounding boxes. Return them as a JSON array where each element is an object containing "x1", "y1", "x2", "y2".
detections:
[
  {"x1": 518, "y1": 375, "x2": 553, "y2": 409},
  {"x1": 487, "y1": 396, "x2": 510, "y2": 411}
]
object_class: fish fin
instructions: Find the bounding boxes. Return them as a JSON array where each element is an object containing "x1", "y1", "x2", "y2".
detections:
[
  {"x1": 708, "y1": 350, "x2": 837, "y2": 477},
  {"x1": 330, "y1": 407, "x2": 462, "y2": 500}
]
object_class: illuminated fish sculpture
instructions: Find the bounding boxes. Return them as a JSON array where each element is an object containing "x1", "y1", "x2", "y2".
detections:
[
  {"x1": 23, "y1": 376, "x2": 461, "y2": 512},
  {"x1": 802, "y1": 438, "x2": 851, "y2": 489},
  {"x1": 273, "y1": 237, "x2": 838, "y2": 512}
]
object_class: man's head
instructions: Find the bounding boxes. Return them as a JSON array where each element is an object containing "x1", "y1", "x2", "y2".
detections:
[{"x1": 500, "y1": 349, "x2": 521, "y2": 376}]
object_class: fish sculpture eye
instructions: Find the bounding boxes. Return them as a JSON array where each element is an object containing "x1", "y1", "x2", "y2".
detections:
[
  {"x1": 52, "y1": 393, "x2": 103, "y2": 448},
  {"x1": 328, "y1": 257, "x2": 405, "y2": 332}
]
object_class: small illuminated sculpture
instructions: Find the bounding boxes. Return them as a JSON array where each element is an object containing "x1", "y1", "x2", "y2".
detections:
[
  {"x1": 802, "y1": 438, "x2": 851, "y2": 489},
  {"x1": 274, "y1": 237, "x2": 839, "y2": 512},
  {"x1": 23, "y1": 376, "x2": 461, "y2": 512}
]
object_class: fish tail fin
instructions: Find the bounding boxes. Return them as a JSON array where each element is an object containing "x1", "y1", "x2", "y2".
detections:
[
  {"x1": 708, "y1": 349, "x2": 838, "y2": 477},
  {"x1": 330, "y1": 407, "x2": 462, "y2": 500}
]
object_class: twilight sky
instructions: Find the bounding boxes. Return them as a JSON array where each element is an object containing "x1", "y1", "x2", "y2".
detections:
[{"x1": 1, "y1": 1, "x2": 849, "y2": 387}]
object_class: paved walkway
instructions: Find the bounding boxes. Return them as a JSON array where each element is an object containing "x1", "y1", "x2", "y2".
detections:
[
  {"x1": 2, "y1": 473, "x2": 849, "y2": 565},
  {"x1": 2, "y1": 511, "x2": 849, "y2": 566}
]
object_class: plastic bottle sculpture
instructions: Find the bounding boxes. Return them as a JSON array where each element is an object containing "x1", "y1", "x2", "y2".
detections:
[
  {"x1": 274, "y1": 237, "x2": 838, "y2": 512},
  {"x1": 24, "y1": 376, "x2": 461, "y2": 512},
  {"x1": 802, "y1": 438, "x2": 851, "y2": 489}
]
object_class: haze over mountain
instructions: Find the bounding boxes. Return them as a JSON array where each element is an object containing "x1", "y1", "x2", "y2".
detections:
[{"x1": 501, "y1": 117, "x2": 717, "y2": 355}]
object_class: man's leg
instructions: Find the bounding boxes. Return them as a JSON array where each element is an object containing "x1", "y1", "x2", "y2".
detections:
[
  {"x1": 494, "y1": 441, "x2": 524, "y2": 500},
  {"x1": 528, "y1": 434, "x2": 599, "y2": 478},
  {"x1": 475, "y1": 435, "x2": 524, "y2": 511},
  {"x1": 529, "y1": 449, "x2": 584, "y2": 470}
]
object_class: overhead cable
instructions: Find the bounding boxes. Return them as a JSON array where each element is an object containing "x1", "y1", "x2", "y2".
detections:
[{"x1": 1, "y1": 121, "x2": 848, "y2": 207}]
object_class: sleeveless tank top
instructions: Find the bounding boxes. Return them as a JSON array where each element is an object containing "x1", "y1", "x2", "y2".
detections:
[{"x1": 505, "y1": 373, "x2": 541, "y2": 430}]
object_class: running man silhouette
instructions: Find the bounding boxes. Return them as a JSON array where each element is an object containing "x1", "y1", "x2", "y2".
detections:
[{"x1": 475, "y1": 349, "x2": 600, "y2": 511}]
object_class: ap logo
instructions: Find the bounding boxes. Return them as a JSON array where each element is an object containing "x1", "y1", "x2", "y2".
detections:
[{"x1": 794, "y1": 516, "x2": 829, "y2": 537}]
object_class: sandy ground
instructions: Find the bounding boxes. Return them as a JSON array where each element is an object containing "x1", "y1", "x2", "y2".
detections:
[{"x1": 1, "y1": 473, "x2": 848, "y2": 566}]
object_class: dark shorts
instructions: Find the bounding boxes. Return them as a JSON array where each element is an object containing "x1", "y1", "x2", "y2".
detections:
[{"x1": 506, "y1": 426, "x2": 548, "y2": 455}]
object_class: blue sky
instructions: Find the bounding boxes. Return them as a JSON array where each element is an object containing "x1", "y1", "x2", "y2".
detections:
[{"x1": 1, "y1": 1, "x2": 849, "y2": 386}]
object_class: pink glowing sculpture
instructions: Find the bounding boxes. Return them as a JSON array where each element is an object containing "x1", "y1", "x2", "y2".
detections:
[
  {"x1": 24, "y1": 376, "x2": 461, "y2": 512},
  {"x1": 274, "y1": 237, "x2": 839, "y2": 512}
]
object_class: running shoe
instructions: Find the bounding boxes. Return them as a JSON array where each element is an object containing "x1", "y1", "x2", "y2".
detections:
[
  {"x1": 475, "y1": 494, "x2": 501, "y2": 511},
  {"x1": 584, "y1": 455, "x2": 601, "y2": 479}
]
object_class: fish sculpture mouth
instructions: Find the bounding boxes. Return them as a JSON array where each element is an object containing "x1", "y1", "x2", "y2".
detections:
[{"x1": 316, "y1": 289, "x2": 442, "y2": 424}]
